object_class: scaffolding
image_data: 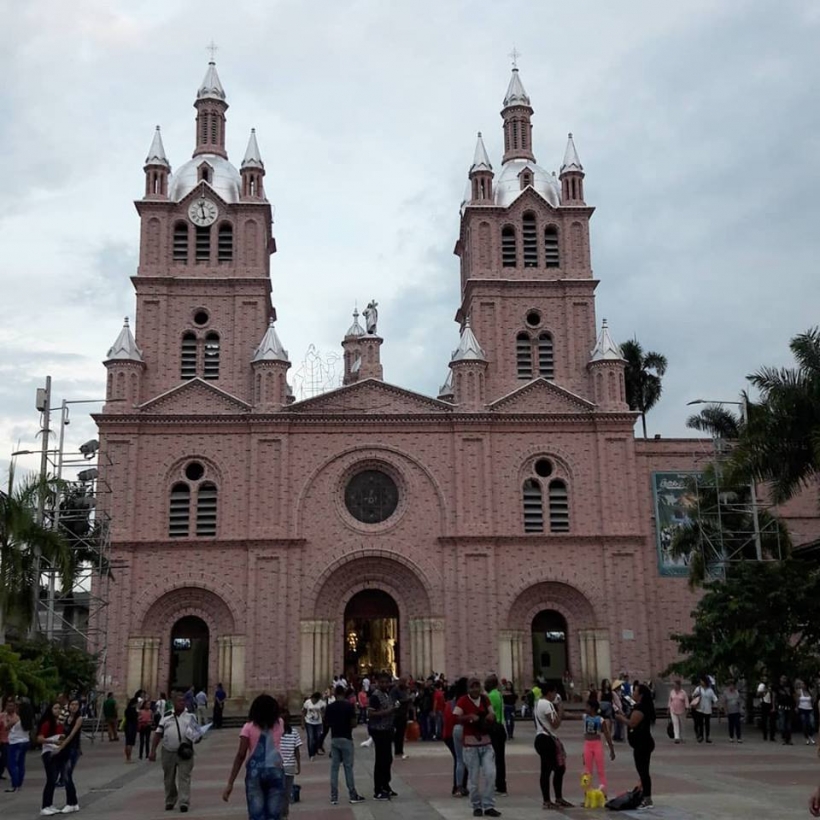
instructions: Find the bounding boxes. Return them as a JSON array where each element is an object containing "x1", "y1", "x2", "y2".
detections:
[
  {"x1": 22, "y1": 381, "x2": 113, "y2": 742},
  {"x1": 689, "y1": 440, "x2": 787, "y2": 580}
]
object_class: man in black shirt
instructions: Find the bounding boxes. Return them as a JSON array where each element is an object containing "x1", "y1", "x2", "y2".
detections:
[
  {"x1": 775, "y1": 675, "x2": 795, "y2": 746},
  {"x1": 390, "y1": 677, "x2": 412, "y2": 759},
  {"x1": 368, "y1": 673, "x2": 397, "y2": 800},
  {"x1": 325, "y1": 685, "x2": 365, "y2": 805}
]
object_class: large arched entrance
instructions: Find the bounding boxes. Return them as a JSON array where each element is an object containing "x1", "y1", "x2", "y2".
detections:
[
  {"x1": 170, "y1": 616, "x2": 209, "y2": 692},
  {"x1": 531, "y1": 609, "x2": 568, "y2": 687},
  {"x1": 344, "y1": 589, "x2": 399, "y2": 679}
]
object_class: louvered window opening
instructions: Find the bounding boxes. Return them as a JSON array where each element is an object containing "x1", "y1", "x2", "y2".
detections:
[
  {"x1": 195, "y1": 226, "x2": 210, "y2": 261},
  {"x1": 196, "y1": 482, "x2": 218, "y2": 536},
  {"x1": 181, "y1": 333, "x2": 197, "y2": 380},
  {"x1": 544, "y1": 227, "x2": 560, "y2": 268},
  {"x1": 210, "y1": 117, "x2": 218, "y2": 144},
  {"x1": 523, "y1": 479, "x2": 544, "y2": 533},
  {"x1": 549, "y1": 480, "x2": 570, "y2": 532},
  {"x1": 502, "y1": 227, "x2": 517, "y2": 267},
  {"x1": 169, "y1": 483, "x2": 190, "y2": 537},
  {"x1": 173, "y1": 224, "x2": 188, "y2": 262},
  {"x1": 203, "y1": 332, "x2": 220, "y2": 380},
  {"x1": 523, "y1": 213, "x2": 538, "y2": 267},
  {"x1": 218, "y1": 224, "x2": 233, "y2": 262},
  {"x1": 516, "y1": 332, "x2": 533, "y2": 379},
  {"x1": 199, "y1": 117, "x2": 207, "y2": 145},
  {"x1": 538, "y1": 333, "x2": 554, "y2": 379}
]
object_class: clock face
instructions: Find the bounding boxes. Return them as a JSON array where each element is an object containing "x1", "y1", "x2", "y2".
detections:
[{"x1": 188, "y1": 198, "x2": 218, "y2": 227}]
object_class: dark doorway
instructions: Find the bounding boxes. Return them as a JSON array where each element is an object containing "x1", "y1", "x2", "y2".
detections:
[
  {"x1": 344, "y1": 589, "x2": 399, "y2": 679},
  {"x1": 531, "y1": 609, "x2": 568, "y2": 689},
  {"x1": 170, "y1": 616, "x2": 209, "y2": 692}
]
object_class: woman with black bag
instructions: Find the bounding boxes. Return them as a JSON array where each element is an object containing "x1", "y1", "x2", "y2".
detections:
[{"x1": 614, "y1": 683, "x2": 655, "y2": 811}]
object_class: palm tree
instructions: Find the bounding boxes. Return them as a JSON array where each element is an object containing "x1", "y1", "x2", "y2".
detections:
[
  {"x1": 732, "y1": 328, "x2": 820, "y2": 503},
  {"x1": 620, "y1": 339, "x2": 668, "y2": 439},
  {"x1": 0, "y1": 469, "x2": 72, "y2": 643},
  {"x1": 686, "y1": 404, "x2": 742, "y2": 441}
]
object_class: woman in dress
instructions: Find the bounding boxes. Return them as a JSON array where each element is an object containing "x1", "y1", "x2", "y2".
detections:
[
  {"x1": 123, "y1": 697, "x2": 139, "y2": 762},
  {"x1": 223, "y1": 694, "x2": 286, "y2": 820},
  {"x1": 37, "y1": 701, "x2": 66, "y2": 816},
  {"x1": 614, "y1": 683, "x2": 656, "y2": 811}
]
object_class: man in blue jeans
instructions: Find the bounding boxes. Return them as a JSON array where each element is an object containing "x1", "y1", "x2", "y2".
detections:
[
  {"x1": 324, "y1": 685, "x2": 366, "y2": 806},
  {"x1": 453, "y1": 677, "x2": 502, "y2": 818}
]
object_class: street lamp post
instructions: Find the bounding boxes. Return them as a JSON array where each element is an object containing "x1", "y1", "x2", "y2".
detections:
[{"x1": 687, "y1": 397, "x2": 763, "y2": 562}]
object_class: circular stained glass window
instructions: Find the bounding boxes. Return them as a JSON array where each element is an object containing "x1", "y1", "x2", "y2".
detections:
[{"x1": 345, "y1": 470, "x2": 399, "y2": 524}]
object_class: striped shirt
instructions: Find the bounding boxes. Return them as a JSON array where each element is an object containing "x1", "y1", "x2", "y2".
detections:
[{"x1": 279, "y1": 728, "x2": 302, "y2": 775}]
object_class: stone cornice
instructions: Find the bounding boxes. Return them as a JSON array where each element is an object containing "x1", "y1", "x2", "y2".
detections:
[
  {"x1": 438, "y1": 534, "x2": 644, "y2": 545},
  {"x1": 131, "y1": 276, "x2": 271, "y2": 288},
  {"x1": 111, "y1": 538, "x2": 308, "y2": 552}
]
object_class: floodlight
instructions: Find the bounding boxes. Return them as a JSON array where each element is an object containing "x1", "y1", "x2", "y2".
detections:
[
  {"x1": 79, "y1": 439, "x2": 100, "y2": 459},
  {"x1": 77, "y1": 468, "x2": 99, "y2": 483}
]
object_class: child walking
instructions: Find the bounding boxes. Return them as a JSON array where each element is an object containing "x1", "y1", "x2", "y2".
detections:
[
  {"x1": 582, "y1": 699, "x2": 615, "y2": 794},
  {"x1": 279, "y1": 714, "x2": 302, "y2": 818}
]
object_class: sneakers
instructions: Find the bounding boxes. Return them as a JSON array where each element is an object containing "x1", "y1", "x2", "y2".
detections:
[
  {"x1": 473, "y1": 810, "x2": 483, "y2": 818},
  {"x1": 637, "y1": 798, "x2": 654, "y2": 810},
  {"x1": 485, "y1": 810, "x2": 502, "y2": 817},
  {"x1": 62, "y1": 808, "x2": 80, "y2": 815},
  {"x1": 360, "y1": 737, "x2": 373, "y2": 748},
  {"x1": 179, "y1": 806, "x2": 188, "y2": 813},
  {"x1": 374, "y1": 792, "x2": 391, "y2": 801},
  {"x1": 40, "y1": 810, "x2": 60, "y2": 817},
  {"x1": 401, "y1": 754, "x2": 409, "y2": 759},
  {"x1": 330, "y1": 798, "x2": 339, "y2": 805},
  {"x1": 349, "y1": 794, "x2": 366, "y2": 804}
]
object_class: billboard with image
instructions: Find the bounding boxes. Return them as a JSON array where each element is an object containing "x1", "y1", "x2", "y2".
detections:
[{"x1": 652, "y1": 471, "x2": 702, "y2": 577}]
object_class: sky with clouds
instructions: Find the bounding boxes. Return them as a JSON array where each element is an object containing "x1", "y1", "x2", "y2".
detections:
[{"x1": 1, "y1": 0, "x2": 818, "y2": 480}]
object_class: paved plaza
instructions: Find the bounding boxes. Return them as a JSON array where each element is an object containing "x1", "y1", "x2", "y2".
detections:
[{"x1": 2, "y1": 723, "x2": 818, "y2": 819}]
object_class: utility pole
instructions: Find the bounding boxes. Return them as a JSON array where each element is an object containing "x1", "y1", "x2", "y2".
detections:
[
  {"x1": 30, "y1": 376, "x2": 52, "y2": 638},
  {"x1": 741, "y1": 396, "x2": 764, "y2": 562}
]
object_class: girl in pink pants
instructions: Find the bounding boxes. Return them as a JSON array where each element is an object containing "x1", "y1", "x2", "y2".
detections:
[{"x1": 583, "y1": 700, "x2": 616, "y2": 793}]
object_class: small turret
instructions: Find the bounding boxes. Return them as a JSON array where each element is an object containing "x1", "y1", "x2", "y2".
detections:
[
  {"x1": 240, "y1": 128, "x2": 265, "y2": 200},
  {"x1": 560, "y1": 132, "x2": 585, "y2": 205},
  {"x1": 251, "y1": 319, "x2": 290, "y2": 410},
  {"x1": 103, "y1": 318, "x2": 145, "y2": 413},
  {"x1": 501, "y1": 68, "x2": 535, "y2": 165},
  {"x1": 588, "y1": 319, "x2": 628, "y2": 411},
  {"x1": 449, "y1": 318, "x2": 488, "y2": 411},
  {"x1": 193, "y1": 60, "x2": 229, "y2": 160},
  {"x1": 468, "y1": 132, "x2": 494, "y2": 203},
  {"x1": 143, "y1": 126, "x2": 170, "y2": 199},
  {"x1": 438, "y1": 369, "x2": 454, "y2": 402},
  {"x1": 342, "y1": 308, "x2": 383, "y2": 384}
]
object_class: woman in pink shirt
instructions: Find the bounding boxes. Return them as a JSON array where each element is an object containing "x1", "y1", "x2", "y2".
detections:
[{"x1": 667, "y1": 680, "x2": 689, "y2": 743}]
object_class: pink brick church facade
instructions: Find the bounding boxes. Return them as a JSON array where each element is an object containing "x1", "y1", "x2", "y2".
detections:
[{"x1": 95, "y1": 61, "x2": 778, "y2": 707}]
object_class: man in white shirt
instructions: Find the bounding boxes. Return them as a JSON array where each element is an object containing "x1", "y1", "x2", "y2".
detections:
[
  {"x1": 194, "y1": 689, "x2": 208, "y2": 726},
  {"x1": 149, "y1": 692, "x2": 202, "y2": 812},
  {"x1": 303, "y1": 692, "x2": 327, "y2": 760}
]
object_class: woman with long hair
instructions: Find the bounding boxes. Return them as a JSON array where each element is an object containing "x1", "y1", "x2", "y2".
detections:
[
  {"x1": 533, "y1": 681, "x2": 573, "y2": 810},
  {"x1": 599, "y1": 679, "x2": 614, "y2": 736},
  {"x1": 37, "y1": 701, "x2": 66, "y2": 816},
  {"x1": 123, "y1": 697, "x2": 139, "y2": 762},
  {"x1": 442, "y1": 678, "x2": 469, "y2": 797},
  {"x1": 137, "y1": 699, "x2": 154, "y2": 759},
  {"x1": 4, "y1": 698, "x2": 33, "y2": 793},
  {"x1": 223, "y1": 694, "x2": 286, "y2": 820},
  {"x1": 55, "y1": 697, "x2": 84, "y2": 813},
  {"x1": 614, "y1": 683, "x2": 656, "y2": 811}
]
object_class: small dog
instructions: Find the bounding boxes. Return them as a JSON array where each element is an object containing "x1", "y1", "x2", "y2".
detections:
[{"x1": 581, "y1": 772, "x2": 606, "y2": 808}]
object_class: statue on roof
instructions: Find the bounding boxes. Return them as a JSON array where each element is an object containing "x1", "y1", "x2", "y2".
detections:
[{"x1": 364, "y1": 300, "x2": 379, "y2": 335}]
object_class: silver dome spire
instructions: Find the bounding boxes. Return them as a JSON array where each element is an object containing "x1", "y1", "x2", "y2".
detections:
[
  {"x1": 241, "y1": 128, "x2": 264, "y2": 170},
  {"x1": 197, "y1": 60, "x2": 226, "y2": 101},
  {"x1": 145, "y1": 126, "x2": 170, "y2": 168}
]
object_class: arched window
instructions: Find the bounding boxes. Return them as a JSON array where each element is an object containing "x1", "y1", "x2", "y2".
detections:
[
  {"x1": 173, "y1": 222, "x2": 189, "y2": 263},
  {"x1": 501, "y1": 225, "x2": 517, "y2": 267},
  {"x1": 203, "y1": 332, "x2": 220, "y2": 380},
  {"x1": 195, "y1": 225, "x2": 210, "y2": 261},
  {"x1": 516, "y1": 332, "x2": 533, "y2": 379},
  {"x1": 538, "y1": 332, "x2": 554, "y2": 379},
  {"x1": 549, "y1": 480, "x2": 570, "y2": 532},
  {"x1": 522, "y1": 211, "x2": 537, "y2": 267},
  {"x1": 523, "y1": 479, "x2": 543, "y2": 533},
  {"x1": 217, "y1": 223, "x2": 233, "y2": 262},
  {"x1": 544, "y1": 226, "x2": 559, "y2": 268},
  {"x1": 196, "y1": 482, "x2": 218, "y2": 536},
  {"x1": 181, "y1": 332, "x2": 197, "y2": 380},
  {"x1": 169, "y1": 483, "x2": 191, "y2": 537}
]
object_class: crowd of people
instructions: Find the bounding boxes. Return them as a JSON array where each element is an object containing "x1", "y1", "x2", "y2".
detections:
[{"x1": 5, "y1": 669, "x2": 820, "y2": 817}]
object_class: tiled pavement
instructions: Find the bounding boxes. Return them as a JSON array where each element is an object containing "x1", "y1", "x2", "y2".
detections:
[{"x1": 2, "y1": 723, "x2": 818, "y2": 819}]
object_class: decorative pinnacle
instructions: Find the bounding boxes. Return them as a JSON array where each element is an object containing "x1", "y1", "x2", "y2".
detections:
[
  {"x1": 508, "y1": 46, "x2": 521, "y2": 69},
  {"x1": 206, "y1": 40, "x2": 218, "y2": 62}
]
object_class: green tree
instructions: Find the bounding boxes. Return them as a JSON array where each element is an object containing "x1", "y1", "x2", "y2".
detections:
[
  {"x1": 620, "y1": 339, "x2": 668, "y2": 439},
  {"x1": 0, "y1": 469, "x2": 72, "y2": 643},
  {"x1": 732, "y1": 327, "x2": 820, "y2": 503},
  {"x1": 686, "y1": 404, "x2": 742, "y2": 440},
  {"x1": 0, "y1": 644, "x2": 59, "y2": 701},
  {"x1": 665, "y1": 561, "x2": 820, "y2": 686},
  {"x1": 12, "y1": 638, "x2": 98, "y2": 694}
]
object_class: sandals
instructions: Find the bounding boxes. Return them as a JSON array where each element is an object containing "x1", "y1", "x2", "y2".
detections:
[
  {"x1": 542, "y1": 801, "x2": 558, "y2": 810},
  {"x1": 555, "y1": 799, "x2": 575, "y2": 808}
]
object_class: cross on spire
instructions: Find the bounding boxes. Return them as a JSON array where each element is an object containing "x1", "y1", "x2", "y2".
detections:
[
  {"x1": 508, "y1": 46, "x2": 521, "y2": 69},
  {"x1": 206, "y1": 39, "x2": 218, "y2": 62}
]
